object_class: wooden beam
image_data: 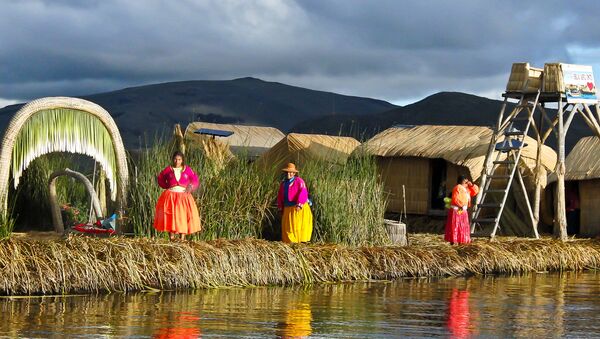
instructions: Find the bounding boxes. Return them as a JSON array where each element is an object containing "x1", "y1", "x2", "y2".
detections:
[
  {"x1": 554, "y1": 96, "x2": 567, "y2": 241},
  {"x1": 529, "y1": 112, "x2": 541, "y2": 141},
  {"x1": 564, "y1": 104, "x2": 578, "y2": 134},
  {"x1": 499, "y1": 106, "x2": 525, "y2": 133},
  {"x1": 541, "y1": 116, "x2": 559, "y2": 143},
  {"x1": 582, "y1": 104, "x2": 600, "y2": 138},
  {"x1": 515, "y1": 167, "x2": 539, "y2": 238},
  {"x1": 576, "y1": 106, "x2": 599, "y2": 137},
  {"x1": 538, "y1": 104, "x2": 559, "y2": 140},
  {"x1": 496, "y1": 97, "x2": 509, "y2": 132},
  {"x1": 532, "y1": 103, "x2": 545, "y2": 227}
]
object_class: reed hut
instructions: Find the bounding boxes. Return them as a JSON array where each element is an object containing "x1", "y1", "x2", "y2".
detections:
[
  {"x1": 255, "y1": 133, "x2": 361, "y2": 171},
  {"x1": 184, "y1": 122, "x2": 285, "y2": 160},
  {"x1": 360, "y1": 125, "x2": 557, "y2": 233},
  {"x1": 547, "y1": 136, "x2": 600, "y2": 236}
]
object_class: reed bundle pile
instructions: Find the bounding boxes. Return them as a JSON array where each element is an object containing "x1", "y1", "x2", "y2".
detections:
[{"x1": 1, "y1": 234, "x2": 599, "y2": 295}]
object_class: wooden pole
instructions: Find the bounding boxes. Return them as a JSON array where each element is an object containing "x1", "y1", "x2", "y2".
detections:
[
  {"x1": 582, "y1": 104, "x2": 600, "y2": 138},
  {"x1": 516, "y1": 168, "x2": 539, "y2": 238},
  {"x1": 554, "y1": 97, "x2": 568, "y2": 241},
  {"x1": 96, "y1": 170, "x2": 107, "y2": 217},
  {"x1": 532, "y1": 103, "x2": 544, "y2": 227}
]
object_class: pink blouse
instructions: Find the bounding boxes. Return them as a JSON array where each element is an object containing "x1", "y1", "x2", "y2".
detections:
[
  {"x1": 157, "y1": 166, "x2": 200, "y2": 191},
  {"x1": 277, "y1": 177, "x2": 309, "y2": 209}
]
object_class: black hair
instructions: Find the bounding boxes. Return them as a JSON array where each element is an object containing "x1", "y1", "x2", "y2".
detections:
[
  {"x1": 457, "y1": 175, "x2": 467, "y2": 184},
  {"x1": 171, "y1": 151, "x2": 185, "y2": 165}
]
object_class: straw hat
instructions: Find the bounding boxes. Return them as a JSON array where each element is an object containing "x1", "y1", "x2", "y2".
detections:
[{"x1": 281, "y1": 162, "x2": 299, "y2": 173}]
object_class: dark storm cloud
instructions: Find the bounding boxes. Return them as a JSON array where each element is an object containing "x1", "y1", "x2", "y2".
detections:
[{"x1": 1, "y1": 0, "x2": 600, "y2": 104}]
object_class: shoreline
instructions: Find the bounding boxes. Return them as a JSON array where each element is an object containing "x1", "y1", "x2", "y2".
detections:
[{"x1": 1, "y1": 234, "x2": 599, "y2": 295}]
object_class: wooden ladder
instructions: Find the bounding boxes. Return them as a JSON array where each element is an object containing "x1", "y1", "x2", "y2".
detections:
[{"x1": 470, "y1": 89, "x2": 541, "y2": 239}]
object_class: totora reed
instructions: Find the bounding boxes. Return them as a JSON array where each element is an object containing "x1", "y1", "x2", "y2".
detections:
[{"x1": 0, "y1": 234, "x2": 600, "y2": 295}]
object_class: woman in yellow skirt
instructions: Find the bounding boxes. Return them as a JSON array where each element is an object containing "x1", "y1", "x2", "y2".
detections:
[{"x1": 277, "y1": 163, "x2": 313, "y2": 243}]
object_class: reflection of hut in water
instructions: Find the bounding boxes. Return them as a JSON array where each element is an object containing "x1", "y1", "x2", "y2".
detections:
[
  {"x1": 184, "y1": 122, "x2": 285, "y2": 161},
  {"x1": 255, "y1": 133, "x2": 361, "y2": 172},
  {"x1": 547, "y1": 136, "x2": 600, "y2": 237},
  {"x1": 359, "y1": 125, "x2": 557, "y2": 235}
]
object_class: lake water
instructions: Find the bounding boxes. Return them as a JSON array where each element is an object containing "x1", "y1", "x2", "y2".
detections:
[{"x1": 1, "y1": 271, "x2": 599, "y2": 338}]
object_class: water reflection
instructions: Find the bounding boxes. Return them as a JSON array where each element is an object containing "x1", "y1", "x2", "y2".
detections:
[
  {"x1": 0, "y1": 271, "x2": 599, "y2": 338},
  {"x1": 153, "y1": 312, "x2": 201, "y2": 339},
  {"x1": 278, "y1": 303, "x2": 312, "y2": 338},
  {"x1": 447, "y1": 289, "x2": 471, "y2": 338}
]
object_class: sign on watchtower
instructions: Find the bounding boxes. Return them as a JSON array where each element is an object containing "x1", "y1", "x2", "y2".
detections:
[{"x1": 471, "y1": 62, "x2": 600, "y2": 241}]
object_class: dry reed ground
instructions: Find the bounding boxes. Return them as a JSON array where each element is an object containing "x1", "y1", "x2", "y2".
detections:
[{"x1": 1, "y1": 234, "x2": 599, "y2": 295}]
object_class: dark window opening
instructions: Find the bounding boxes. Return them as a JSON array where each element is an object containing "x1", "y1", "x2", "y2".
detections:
[
  {"x1": 430, "y1": 159, "x2": 447, "y2": 210},
  {"x1": 566, "y1": 181, "x2": 580, "y2": 235}
]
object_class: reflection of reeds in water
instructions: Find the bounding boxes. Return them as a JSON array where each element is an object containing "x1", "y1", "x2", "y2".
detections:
[
  {"x1": 0, "y1": 272, "x2": 598, "y2": 337},
  {"x1": 1, "y1": 235, "x2": 600, "y2": 295}
]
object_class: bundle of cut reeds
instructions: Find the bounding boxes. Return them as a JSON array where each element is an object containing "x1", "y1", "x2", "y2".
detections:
[{"x1": 1, "y1": 234, "x2": 599, "y2": 295}]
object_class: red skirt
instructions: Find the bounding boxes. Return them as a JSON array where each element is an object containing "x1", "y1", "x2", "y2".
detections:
[
  {"x1": 154, "y1": 190, "x2": 201, "y2": 234},
  {"x1": 444, "y1": 208, "x2": 471, "y2": 244}
]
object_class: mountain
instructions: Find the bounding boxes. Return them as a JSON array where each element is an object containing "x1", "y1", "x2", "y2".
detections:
[
  {"x1": 0, "y1": 77, "x2": 397, "y2": 148},
  {"x1": 291, "y1": 91, "x2": 594, "y2": 151},
  {"x1": 290, "y1": 92, "x2": 503, "y2": 137}
]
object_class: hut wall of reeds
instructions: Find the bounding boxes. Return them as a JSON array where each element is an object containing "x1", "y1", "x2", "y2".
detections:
[
  {"x1": 184, "y1": 122, "x2": 285, "y2": 160},
  {"x1": 255, "y1": 133, "x2": 361, "y2": 172},
  {"x1": 548, "y1": 136, "x2": 600, "y2": 236},
  {"x1": 374, "y1": 156, "x2": 471, "y2": 214},
  {"x1": 360, "y1": 125, "x2": 557, "y2": 234}
]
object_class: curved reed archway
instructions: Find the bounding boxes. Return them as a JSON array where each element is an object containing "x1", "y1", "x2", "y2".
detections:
[{"x1": 0, "y1": 97, "x2": 128, "y2": 216}]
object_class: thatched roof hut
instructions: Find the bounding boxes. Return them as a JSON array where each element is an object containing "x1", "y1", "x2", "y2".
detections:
[
  {"x1": 548, "y1": 136, "x2": 600, "y2": 236},
  {"x1": 360, "y1": 125, "x2": 557, "y2": 226},
  {"x1": 184, "y1": 122, "x2": 285, "y2": 159},
  {"x1": 255, "y1": 133, "x2": 361, "y2": 171}
]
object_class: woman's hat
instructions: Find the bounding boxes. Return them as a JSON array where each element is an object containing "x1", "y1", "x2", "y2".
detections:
[{"x1": 281, "y1": 163, "x2": 299, "y2": 173}]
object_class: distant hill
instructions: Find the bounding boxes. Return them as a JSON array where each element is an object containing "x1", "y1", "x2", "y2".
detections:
[
  {"x1": 291, "y1": 91, "x2": 594, "y2": 151},
  {"x1": 0, "y1": 77, "x2": 397, "y2": 148},
  {"x1": 1, "y1": 83, "x2": 594, "y2": 152}
]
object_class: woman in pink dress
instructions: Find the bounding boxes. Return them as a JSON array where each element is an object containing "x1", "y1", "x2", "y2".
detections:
[
  {"x1": 154, "y1": 151, "x2": 201, "y2": 240},
  {"x1": 277, "y1": 163, "x2": 313, "y2": 243},
  {"x1": 445, "y1": 175, "x2": 478, "y2": 244}
]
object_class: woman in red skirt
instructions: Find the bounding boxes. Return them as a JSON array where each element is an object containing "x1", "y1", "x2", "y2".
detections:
[
  {"x1": 445, "y1": 175, "x2": 478, "y2": 245},
  {"x1": 154, "y1": 151, "x2": 201, "y2": 240}
]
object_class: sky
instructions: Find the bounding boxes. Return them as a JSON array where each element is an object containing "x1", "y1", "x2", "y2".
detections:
[{"x1": 1, "y1": 0, "x2": 600, "y2": 108}]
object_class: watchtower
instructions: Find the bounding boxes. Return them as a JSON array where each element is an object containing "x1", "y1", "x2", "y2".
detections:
[{"x1": 471, "y1": 63, "x2": 600, "y2": 240}]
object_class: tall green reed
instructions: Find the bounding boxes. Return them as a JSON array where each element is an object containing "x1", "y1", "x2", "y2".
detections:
[
  {"x1": 127, "y1": 137, "x2": 275, "y2": 239},
  {"x1": 191, "y1": 147, "x2": 275, "y2": 240},
  {"x1": 128, "y1": 137, "x2": 388, "y2": 246},
  {"x1": 127, "y1": 137, "x2": 175, "y2": 237},
  {"x1": 301, "y1": 155, "x2": 389, "y2": 246}
]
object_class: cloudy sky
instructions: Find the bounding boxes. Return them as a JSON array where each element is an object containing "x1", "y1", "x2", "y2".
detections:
[{"x1": 1, "y1": 0, "x2": 600, "y2": 108}]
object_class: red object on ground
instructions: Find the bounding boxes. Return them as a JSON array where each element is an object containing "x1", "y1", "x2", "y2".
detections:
[{"x1": 73, "y1": 223, "x2": 115, "y2": 235}]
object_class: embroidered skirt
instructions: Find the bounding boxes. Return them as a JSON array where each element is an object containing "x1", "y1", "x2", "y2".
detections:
[
  {"x1": 154, "y1": 190, "x2": 201, "y2": 234},
  {"x1": 282, "y1": 204, "x2": 313, "y2": 243},
  {"x1": 444, "y1": 208, "x2": 471, "y2": 244}
]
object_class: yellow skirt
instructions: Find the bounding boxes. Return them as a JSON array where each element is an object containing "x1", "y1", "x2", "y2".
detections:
[{"x1": 282, "y1": 204, "x2": 313, "y2": 243}]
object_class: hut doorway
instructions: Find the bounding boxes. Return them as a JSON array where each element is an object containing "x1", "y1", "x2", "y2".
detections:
[
  {"x1": 430, "y1": 159, "x2": 447, "y2": 211},
  {"x1": 565, "y1": 181, "x2": 580, "y2": 235}
]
